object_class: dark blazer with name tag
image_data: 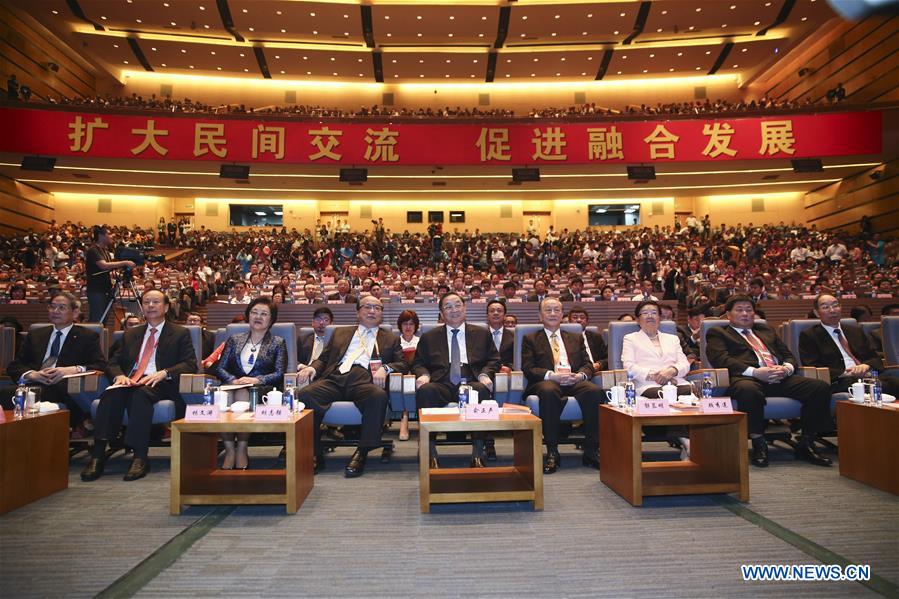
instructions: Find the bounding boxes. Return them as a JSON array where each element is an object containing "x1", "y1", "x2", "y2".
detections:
[
  {"x1": 706, "y1": 322, "x2": 796, "y2": 378},
  {"x1": 310, "y1": 326, "x2": 407, "y2": 381},
  {"x1": 7, "y1": 325, "x2": 106, "y2": 381},
  {"x1": 106, "y1": 322, "x2": 197, "y2": 399},
  {"x1": 522, "y1": 329, "x2": 593, "y2": 393},
  {"x1": 412, "y1": 324, "x2": 499, "y2": 385},
  {"x1": 798, "y1": 323, "x2": 885, "y2": 382}
]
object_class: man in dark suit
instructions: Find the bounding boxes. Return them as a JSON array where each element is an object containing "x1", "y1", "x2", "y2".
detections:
[
  {"x1": 523, "y1": 298, "x2": 605, "y2": 474},
  {"x1": 799, "y1": 294, "x2": 899, "y2": 396},
  {"x1": 559, "y1": 277, "x2": 594, "y2": 302},
  {"x1": 5, "y1": 292, "x2": 106, "y2": 431},
  {"x1": 299, "y1": 283, "x2": 325, "y2": 305},
  {"x1": 81, "y1": 290, "x2": 197, "y2": 482},
  {"x1": 677, "y1": 305, "x2": 707, "y2": 370},
  {"x1": 486, "y1": 299, "x2": 514, "y2": 371},
  {"x1": 525, "y1": 280, "x2": 549, "y2": 303},
  {"x1": 566, "y1": 306, "x2": 608, "y2": 373},
  {"x1": 296, "y1": 297, "x2": 406, "y2": 477},
  {"x1": 706, "y1": 295, "x2": 832, "y2": 468},
  {"x1": 327, "y1": 278, "x2": 358, "y2": 304},
  {"x1": 185, "y1": 312, "x2": 215, "y2": 360},
  {"x1": 297, "y1": 307, "x2": 333, "y2": 368},
  {"x1": 413, "y1": 292, "x2": 500, "y2": 468}
]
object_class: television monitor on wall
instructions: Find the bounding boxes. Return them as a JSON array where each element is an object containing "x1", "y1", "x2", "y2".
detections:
[
  {"x1": 229, "y1": 204, "x2": 284, "y2": 227},
  {"x1": 588, "y1": 204, "x2": 640, "y2": 226},
  {"x1": 407, "y1": 211, "x2": 423, "y2": 223}
]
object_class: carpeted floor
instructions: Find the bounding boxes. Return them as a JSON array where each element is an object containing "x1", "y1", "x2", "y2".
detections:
[{"x1": 1, "y1": 435, "x2": 896, "y2": 598}]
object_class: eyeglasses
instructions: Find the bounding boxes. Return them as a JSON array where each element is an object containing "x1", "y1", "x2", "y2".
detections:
[
  {"x1": 249, "y1": 310, "x2": 271, "y2": 318},
  {"x1": 360, "y1": 304, "x2": 383, "y2": 311},
  {"x1": 48, "y1": 304, "x2": 70, "y2": 312},
  {"x1": 638, "y1": 310, "x2": 659, "y2": 317}
]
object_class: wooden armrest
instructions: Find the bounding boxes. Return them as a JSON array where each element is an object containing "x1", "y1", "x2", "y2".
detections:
[
  {"x1": 494, "y1": 372, "x2": 509, "y2": 394},
  {"x1": 799, "y1": 366, "x2": 831, "y2": 384},
  {"x1": 178, "y1": 373, "x2": 221, "y2": 394},
  {"x1": 68, "y1": 371, "x2": 103, "y2": 394},
  {"x1": 596, "y1": 369, "x2": 628, "y2": 389},
  {"x1": 686, "y1": 368, "x2": 730, "y2": 388}
]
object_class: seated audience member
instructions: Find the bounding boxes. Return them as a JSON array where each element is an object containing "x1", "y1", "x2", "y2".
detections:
[
  {"x1": 634, "y1": 279, "x2": 659, "y2": 301},
  {"x1": 521, "y1": 298, "x2": 604, "y2": 474},
  {"x1": 526, "y1": 280, "x2": 549, "y2": 303},
  {"x1": 617, "y1": 313, "x2": 635, "y2": 322},
  {"x1": 8, "y1": 284, "x2": 26, "y2": 303},
  {"x1": 622, "y1": 301, "x2": 692, "y2": 397},
  {"x1": 799, "y1": 294, "x2": 899, "y2": 397},
  {"x1": 299, "y1": 282, "x2": 323, "y2": 305},
  {"x1": 677, "y1": 305, "x2": 707, "y2": 369},
  {"x1": 503, "y1": 313, "x2": 518, "y2": 329},
  {"x1": 185, "y1": 311, "x2": 216, "y2": 360},
  {"x1": 567, "y1": 307, "x2": 608, "y2": 373},
  {"x1": 869, "y1": 303, "x2": 899, "y2": 357},
  {"x1": 229, "y1": 280, "x2": 252, "y2": 304},
  {"x1": 486, "y1": 299, "x2": 514, "y2": 372},
  {"x1": 706, "y1": 295, "x2": 833, "y2": 468},
  {"x1": 297, "y1": 297, "x2": 407, "y2": 477},
  {"x1": 501, "y1": 281, "x2": 518, "y2": 302},
  {"x1": 396, "y1": 308, "x2": 420, "y2": 441},
  {"x1": 297, "y1": 307, "x2": 334, "y2": 367},
  {"x1": 216, "y1": 297, "x2": 287, "y2": 470},
  {"x1": 748, "y1": 277, "x2": 769, "y2": 303},
  {"x1": 82, "y1": 290, "x2": 197, "y2": 482},
  {"x1": 328, "y1": 278, "x2": 358, "y2": 303},
  {"x1": 5, "y1": 292, "x2": 105, "y2": 436},
  {"x1": 413, "y1": 293, "x2": 499, "y2": 469},
  {"x1": 559, "y1": 277, "x2": 593, "y2": 302}
]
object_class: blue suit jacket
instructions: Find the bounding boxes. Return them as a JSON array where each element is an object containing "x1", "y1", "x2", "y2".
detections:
[{"x1": 216, "y1": 331, "x2": 287, "y2": 388}]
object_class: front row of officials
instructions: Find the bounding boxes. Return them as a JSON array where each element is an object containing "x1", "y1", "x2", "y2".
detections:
[{"x1": 6, "y1": 289, "x2": 897, "y2": 481}]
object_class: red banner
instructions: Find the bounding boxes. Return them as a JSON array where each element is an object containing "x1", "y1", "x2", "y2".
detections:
[{"x1": 0, "y1": 107, "x2": 881, "y2": 166}]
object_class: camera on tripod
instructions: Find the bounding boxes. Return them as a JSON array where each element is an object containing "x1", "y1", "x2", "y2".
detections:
[{"x1": 114, "y1": 245, "x2": 165, "y2": 281}]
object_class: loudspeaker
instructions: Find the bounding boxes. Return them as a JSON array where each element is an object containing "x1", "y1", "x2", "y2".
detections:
[
  {"x1": 791, "y1": 159, "x2": 823, "y2": 173},
  {"x1": 512, "y1": 168, "x2": 540, "y2": 182},
  {"x1": 339, "y1": 168, "x2": 368, "y2": 182},
  {"x1": 627, "y1": 165, "x2": 656, "y2": 180},
  {"x1": 20, "y1": 156, "x2": 56, "y2": 171},
  {"x1": 220, "y1": 164, "x2": 250, "y2": 179}
]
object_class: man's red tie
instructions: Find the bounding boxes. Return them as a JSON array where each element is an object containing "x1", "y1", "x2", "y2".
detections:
[
  {"x1": 741, "y1": 329, "x2": 777, "y2": 367},
  {"x1": 834, "y1": 329, "x2": 861, "y2": 366},
  {"x1": 131, "y1": 327, "x2": 157, "y2": 381}
]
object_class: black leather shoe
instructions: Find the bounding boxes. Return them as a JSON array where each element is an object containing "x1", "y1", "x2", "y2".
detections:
[
  {"x1": 80, "y1": 457, "x2": 105, "y2": 482},
  {"x1": 429, "y1": 457, "x2": 440, "y2": 470},
  {"x1": 470, "y1": 456, "x2": 486, "y2": 468},
  {"x1": 123, "y1": 458, "x2": 150, "y2": 481},
  {"x1": 344, "y1": 450, "x2": 367, "y2": 478},
  {"x1": 543, "y1": 451, "x2": 561, "y2": 474},
  {"x1": 485, "y1": 440, "x2": 497, "y2": 461},
  {"x1": 582, "y1": 449, "x2": 600, "y2": 470},
  {"x1": 313, "y1": 453, "x2": 325, "y2": 474},
  {"x1": 795, "y1": 441, "x2": 832, "y2": 467},
  {"x1": 750, "y1": 437, "x2": 769, "y2": 468}
]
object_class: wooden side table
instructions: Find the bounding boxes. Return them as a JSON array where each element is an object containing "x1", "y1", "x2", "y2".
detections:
[
  {"x1": 0, "y1": 410, "x2": 69, "y2": 514},
  {"x1": 599, "y1": 405, "x2": 749, "y2": 507},
  {"x1": 170, "y1": 411, "x2": 314, "y2": 515},
  {"x1": 418, "y1": 411, "x2": 543, "y2": 513},
  {"x1": 837, "y1": 401, "x2": 899, "y2": 495}
]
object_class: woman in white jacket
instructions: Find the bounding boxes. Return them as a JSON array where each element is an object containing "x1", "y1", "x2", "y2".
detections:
[{"x1": 622, "y1": 300, "x2": 692, "y2": 397}]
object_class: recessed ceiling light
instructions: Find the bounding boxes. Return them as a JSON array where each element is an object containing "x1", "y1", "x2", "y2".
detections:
[
  {"x1": 662, "y1": 10, "x2": 668, "y2": 14},
  {"x1": 448, "y1": 33, "x2": 453, "y2": 37},
  {"x1": 170, "y1": 21, "x2": 176, "y2": 27},
  {"x1": 446, "y1": 59, "x2": 451, "y2": 63},
  {"x1": 248, "y1": 27, "x2": 254, "y2": 31},
  {"x1": 417, "y1": 15, "x2": 422, "y2": 20},
  {"x1": 391, "y1": 59, "x2": 397, "y2": 63},
  {"x1": 312, "y1": 30, "x2": 318, "y2": 34},
  {"x1": 419, "y1": 59, "x2": 424, "y2": 63},
  {"x1": 242, "y1": 8, "x2": 247, "y2": 13},
  {"x1": 307, "y1": 71, "x2": 311, "y2": 75},
  {"x1": 554, "y1": 14, "x2": 560, "y2": 19},
  {"x1": 560, "y1": 57, "x2": 566, "y2": 61},
  {"x1": 705, "y1": 50, "x2": 711, "y2": 55},
  {"x1": 582, "y1": 32, "x2": 587, "y2": 35},
  {"x1": 210, "y1": 51, "x2": 215, "y2": 55},
  {"x1": 276, "y1": 10, "x2": 281, "y2": 15},
  {"x1": 51, "y1": 9, "x2": 58, "y2": 14},
  {"x1": 113, "y1": 43, "x2": 119, "y2": 48},
  {"x1": 393, "y1": 74, "x2": 398, "y2": 78},
  {"x1": 482, "y1": 16, "x2": 487, "y2": 20},
  {"x1": 587, "y1": 13, "x2": 593, "y2": 18},
  {"x1": 656, "y1": 28, "x2": 662, "y2": 32},
  {"x1": 613, "y1": 30, "x2": 619, "y2": 35},
  {"x1": 506, "y1": 58, "x2": 511, "y2": 63},
  {"x1": 689, "y1": 26, "x2": 694, "y2": 30},
  {"x1": 243, "y1": 68, "x2": 248, "y2": 72},
  {"x1": 765, "y1": 1, "x2": 772, "y2": 5},
  {"x1": 473, "y1": 59, "x2": 478, "y2": 63},
  {"x1": 581, "y1": 72, "x2": 586, "y2": 75},
  {"x1": 152, "y1": 47, "x2": 157, "y2": 51},
  {"x1": 669, "y1": 68, "x2": 674, "y2": 72},
  {"x1": 722, "y1": 24, "x2": 727, "y2": 28},
  {"x1": 203, "y1": 25, "x2": 209, "y2": 29},
  {"x1": 677, "y1": 52, "x2": 683, "y2": 56},
  {"x1": 123, "y1": 60, "x2": 129, "y2": 64},
  {"x1": 622, "y1": 55, "x2": 627, "y2": 59},
  {"x1": 732, "y1": 64, "x2": 738, "y2": 68},
  {"x1": 135, "y1": 18, "x2": 142, "y2": 23},
  {"x1": 330, "y1": 57, "x2": 335, "y2": 61},
  {"x1": 181, "y1": 49, "x2": 187, "y2": 53},
  {"x1": 533, "y1": 58, "x2": 538, "y2": 62},
  {"x1": 696, "y1": 66, "x2": 701, "y2": 70},
  {"x1": 163, "y1": 2, "x2": 169, "y2": 6},
  {"x1": 556, "y1": 72, "x2": 560, "y2": 76},
  {"x1": 310, "y1": 12, "x2": 315, "y2": 17},
  {"x1": 620, "y1": 12, "x2": 626, "y2": 17},
  {"x1": 420, "y1": 74, "x2": 424, "y2": 77},
  {"x1": 101, "y1": 16, "x2": 107, "y2": 20},
  {"x1": 505, "y1": 74, "x2": 510, "y2": 77},
  {"x1": 445, "y1": 74, "x2": 450, "y2": 78},
  {"x1": 387, "y1": 33, "x2": 392, "y2": 37},
  {"x1": 649, "y1": 53, "x2": 655, "y2": 58},
  {"x1": 218, "y1": 67, "x2": 222, "y2": 70},
  {"x1": 520, "y1": 33, "x2": 525, "y2": 37},
  {"x1": 384, "y1": 15, "x2": 389, "y2": 20},
  {"x1": 280, "y1": 70, "x2": 285, "y2": 74},
  {"x1": 801, "y1": 16, "x2": 808, "y2": 21},
  {"x1": 642, "y1": 69, "x2": 648, "y2": 73},
  {"x1": 199, "y1": 5, "x2": 205, "y2": 10},
  {"x1": 239, "y1": 53, "x2": 245, "y2": 57},
  {"x1": 281, "y1": 29, "x2": 286, "y2": 33},
  {"x1": 359, "y1": 73, "x2": 364, "y2": 77},
  {"x1": 587, "y1": 56, "x2": 593, "y2": 60},
  {"x1": 478, "y1": 32, "x2": 485, "y2": 37},
  {"x1": 161, "y1": 63, "x2": 166, "y2": 66},
  {"x1": 552, "y1": 33, "x2": 557, "y2": 36},
  {"x1": 332, "y1": 72, "x2": 337, "y2": 76},
  {"x1": 742, "y1": 48, "x2": 748, "y2": 52},
  {"x1": 522, "y1": 15, "x2": 528, "y2": 20},
  {"x1": 530, "y1": 73, "x2": 535, "y2": 77},
  {"x1": 275, "y1": 55, "x2": 280, "y2": 59},
  {"x1": 617, "y1": 70, "x2": 622, "y2": 74},
  {"x1": 358, "y1": 58, "x2": 363, "y2": 62},
  {"x1": 450, "y1": 16, "x2": 455, "y2": 20},
  {"x1": 190, "y1": 65, "x2": 195, "y2": 69},
  {"x1": 344, "y1": 14, "x2": 349, "y2": 18},
  {"x1": 753, "y1": 21, "x2": 760, "y2": 25},
  {"x1": 696, "y1": 7, "x2": 702, "y2": 12},
  {"x1": 303, "y1": 56, "x2": 308, "y2": 60}
]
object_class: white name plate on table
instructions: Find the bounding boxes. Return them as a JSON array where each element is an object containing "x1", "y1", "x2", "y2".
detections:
[
  {"x1": 700, "y1": 397, "x2": 733, "y2": 414},
  {"x1": 635, "y1": 398, "x2": 669, "y2": 415},
  {"x1": 464, "y1": 403, "x2": 500, "y2": 420},
  {"x1": 185, "y1": 405, "x2": 220, "y2": 422},
  {"x1": 255, "y1": 405, "x2": 291, "y2": 421}
]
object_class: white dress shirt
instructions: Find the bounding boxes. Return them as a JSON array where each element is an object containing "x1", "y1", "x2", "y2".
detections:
[
  {"x1": 446, "y1": 325, "x2": 469, "y2": 365},
  {"x1": 135, "y1": 321, "x2": 165, "y2": 377},
  {"x1": 41, "y1": 323, "x2": 74, "y2": 365},
  {"x1": 340, "y1": 326, "x2": 379, "y2": 369},
  {"x1": 822, "y1": 323, "x2": 858, "y2": 370}
]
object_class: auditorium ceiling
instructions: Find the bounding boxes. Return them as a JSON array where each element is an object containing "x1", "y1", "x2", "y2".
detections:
[{"x1": 15, "y1": 0, "x2": 836, "y2": 84}]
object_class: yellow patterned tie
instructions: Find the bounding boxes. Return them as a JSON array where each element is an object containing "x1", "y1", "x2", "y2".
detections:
[{"x1": 550, "y1": 332, "x2": 561, "y2": 366}]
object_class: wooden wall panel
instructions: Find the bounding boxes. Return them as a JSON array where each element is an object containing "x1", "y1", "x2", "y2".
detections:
[
  {"x1": 0, "y1": 177, "x2": 54, "y2": 232},
  {"x1": 804, "y1": 160, "x2": 899, "y2": 234},
  {"x1": 0, "y1": 5, "x2": 95, "y2": 101},
  {"x1": 764, "y1": 15, "x2": 898, "y2": 103}
]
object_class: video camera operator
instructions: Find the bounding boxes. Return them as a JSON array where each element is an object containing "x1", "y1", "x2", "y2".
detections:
[{"x1": 86, "y1": 225, "x2": 136, "y2": 323}]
